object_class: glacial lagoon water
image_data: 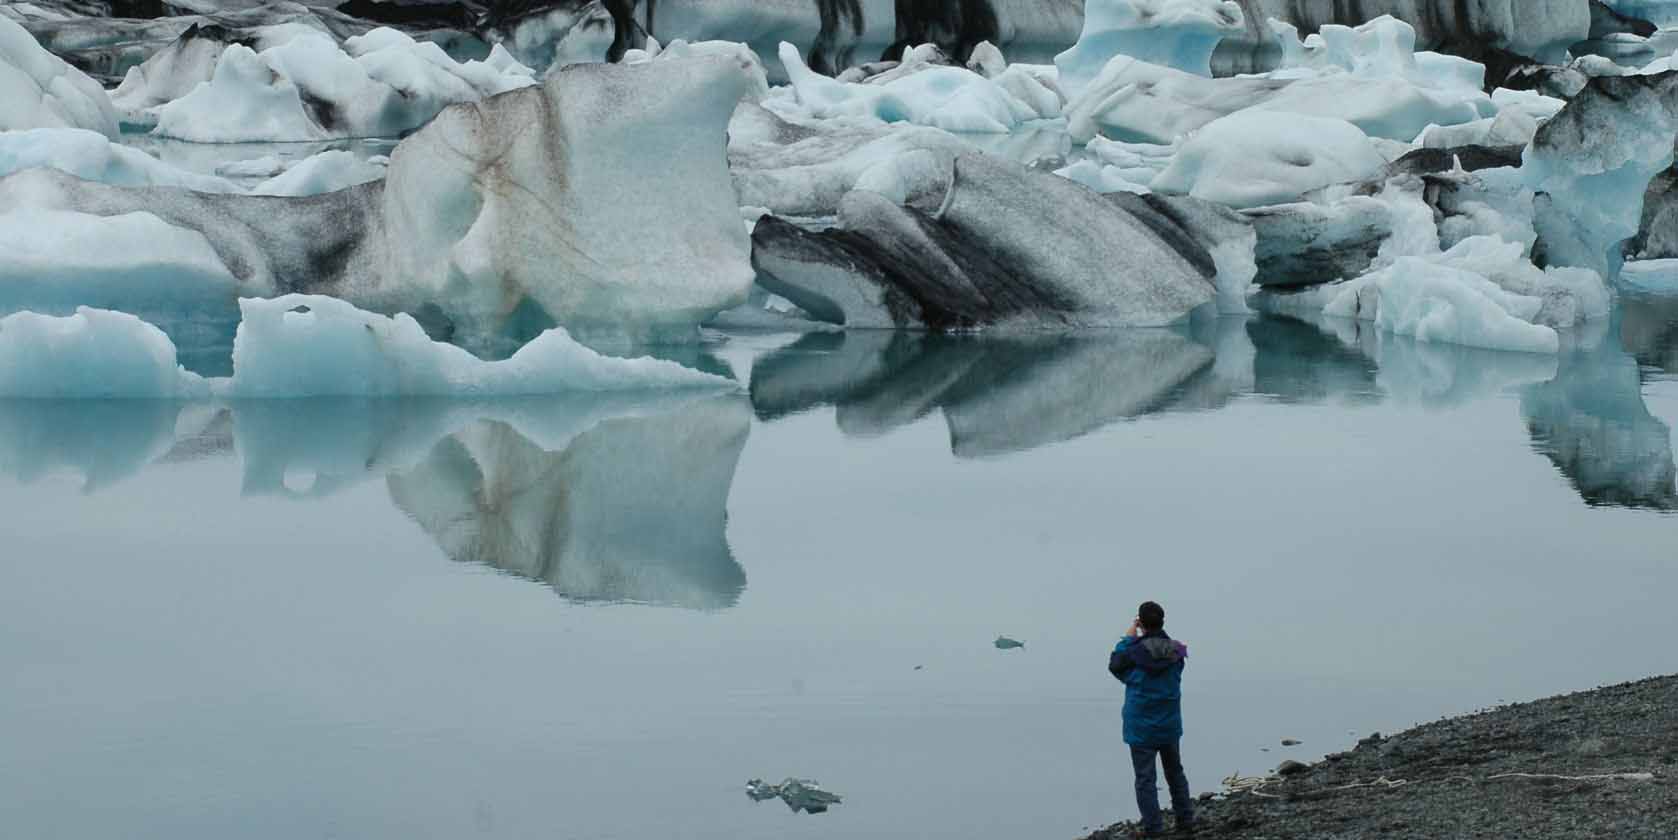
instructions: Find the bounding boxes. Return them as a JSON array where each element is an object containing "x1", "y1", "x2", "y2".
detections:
[{"x1": 3, "y1": 299, "x2": 1677, "y2": 840}]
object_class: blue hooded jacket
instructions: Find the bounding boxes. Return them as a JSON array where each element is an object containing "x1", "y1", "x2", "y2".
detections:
[{"x1": 1110, "y1": 631, "x2": 1187, "y2": 746}]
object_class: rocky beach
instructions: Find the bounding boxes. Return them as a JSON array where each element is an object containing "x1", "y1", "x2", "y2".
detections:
[{"x1": 1081, "y1": 676, "x2": 1678, "y2": 839}]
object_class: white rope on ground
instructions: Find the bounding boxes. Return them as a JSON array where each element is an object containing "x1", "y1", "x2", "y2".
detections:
[
  {"x1": 1222, "y1": 770, "x2": 1657, "y2": 800},
  {"x1": 1488, "y1": 772, "x2": 1656, "y2": 782}
]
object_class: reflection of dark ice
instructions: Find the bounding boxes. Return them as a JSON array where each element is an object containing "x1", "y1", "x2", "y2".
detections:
[
  {"x1": 749, "y1": 330, "x2": 1214, "y2": 457},
  {"x1": 387, "y1": 396, "x2": 751, "y2": 608}
]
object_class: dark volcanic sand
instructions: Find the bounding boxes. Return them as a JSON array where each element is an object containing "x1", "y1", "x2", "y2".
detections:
[{"x1": 1080, "y1": 675, "x2": 1678, "y2": 840}]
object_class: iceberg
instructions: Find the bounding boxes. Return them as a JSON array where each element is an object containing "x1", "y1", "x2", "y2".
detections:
[
  {"x1": 0, "y1": 16, "x2": 119, "y2": 137},
  {"x1": 1259, "y1": 236, "x2": 1609, "y2": 354},
  {"x1": 752, "y1": 153, "x2": 1220, "y2": 330},
  {"x1": 1054, "y1": 0, "x2": 1246, "y2": 94},
  {"x1": 1066, "y1": 18, "x2": 1494, "y2": 145},
  {"x1": 1523, "y1": 72, "x2": 1678, "y2": 280},
  {"x1": 0, "y1": 296, "x2": 732, "y2": 399},
  {"x1": 148, "y1": 28, "x2": 538, "y2": 142},
  {"x1": 0, "y1": 307, "x2": 207, "y2": 399},
  {"x1": 1253, "y1": 170, "x2": 1610, "y2": 354},
  {"x1": 1215, "y1": 0, "x2": 1589, "y2": 70},
  {"x1": 1, "y1": 52, "x2": 758, "y2": 349},
  {"x1": 776, "y1": 41, "x2": 1062, "y2": 134},
  {"x1": 1150, "y1": 111, "x2": 1387, "y2": 209},
  {"x1": 728, "y1": 103, "x2": 971, "y2": 218}
]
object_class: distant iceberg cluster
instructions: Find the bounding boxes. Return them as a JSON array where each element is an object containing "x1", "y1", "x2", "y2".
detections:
[{"x1": 4, "y1": 0, "x2": 1678, "y2": 395}]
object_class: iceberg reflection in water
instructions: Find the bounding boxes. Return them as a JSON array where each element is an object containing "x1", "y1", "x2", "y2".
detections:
[
  {"x1": 744, "y1": 305, "x2": 1675, "y2": 511},
  {"x1": 387, "y1": 397, "x2": 750, "y2": 609},
  {"x1": 0, "y1": 393, "x2": 752, "y2": 606}
]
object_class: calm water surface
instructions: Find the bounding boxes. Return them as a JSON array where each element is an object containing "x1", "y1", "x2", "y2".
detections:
[{"x1": 3, "y1": 299, "x2": 1676, "y2": 840}]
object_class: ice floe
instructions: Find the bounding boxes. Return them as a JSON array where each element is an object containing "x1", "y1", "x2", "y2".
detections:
[{"x1": 0, "y1": 295, "x2": 732, "y2": 399}]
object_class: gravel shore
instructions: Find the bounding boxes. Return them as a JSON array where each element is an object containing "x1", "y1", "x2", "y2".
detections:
[{"x1": 1079, "y1": 675, "x2": 1678, "y2": 840}]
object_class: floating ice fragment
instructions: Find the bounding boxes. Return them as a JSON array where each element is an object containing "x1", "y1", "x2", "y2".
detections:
[{"x1": 744, "y1": 778, "x2": 842, "y2": 814}]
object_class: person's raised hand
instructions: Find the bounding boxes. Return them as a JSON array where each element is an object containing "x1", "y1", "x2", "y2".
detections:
[{"x1": 1125, "y1": 618, "x2": 1141, "y2": 638}]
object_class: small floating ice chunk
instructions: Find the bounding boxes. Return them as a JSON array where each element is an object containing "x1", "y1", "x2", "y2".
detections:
[{"x1": 744, "y1": 778, "x2": 842, "y2": 814}]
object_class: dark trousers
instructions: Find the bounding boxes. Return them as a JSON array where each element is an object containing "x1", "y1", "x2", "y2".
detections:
[{"x1": 1130, "y1": 742, "x2": 1193, "y2": 832}]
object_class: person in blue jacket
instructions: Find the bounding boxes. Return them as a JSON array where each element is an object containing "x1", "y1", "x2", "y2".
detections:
[{"x1": 1110, "y1": 600, "x2": 1193, "y2": 836}]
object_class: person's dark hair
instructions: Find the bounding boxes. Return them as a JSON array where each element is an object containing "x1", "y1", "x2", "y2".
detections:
[{"x1": 1138, "y1": 601, "x2": 1165, "y2": 632}]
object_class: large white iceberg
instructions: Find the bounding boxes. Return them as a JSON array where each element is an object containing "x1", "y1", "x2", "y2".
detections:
[
  {"x1": 0, "y1": 16, "x2": 118, "y2": 137},
  {"x1": 1055, "y1": 0, "x2": 1245, "y2": 94},
  {"x1": 0, "y1": 53, "x2": 759, "y2": 349},
  {"x1": 0, "y1": 295, "x2": 731, "y2": 399}
]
